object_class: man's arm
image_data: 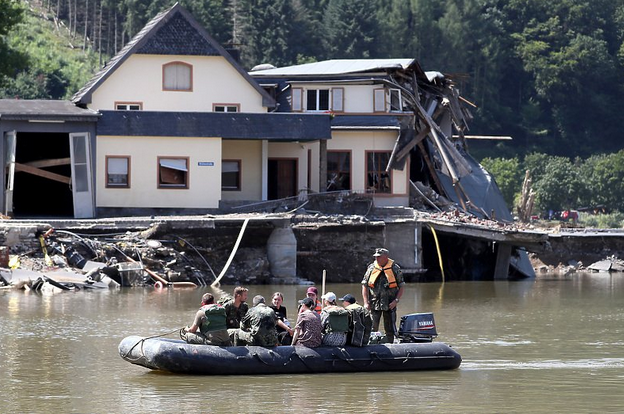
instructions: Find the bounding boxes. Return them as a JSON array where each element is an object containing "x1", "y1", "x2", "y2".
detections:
[
  {"x1": 389, "y1": 285, "x2": 404, "y2": 310},
  {"x1": 361, "y1": 284, "x2": 370, "y2": 310}
]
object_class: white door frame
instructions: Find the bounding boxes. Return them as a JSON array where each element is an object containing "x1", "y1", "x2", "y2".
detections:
[
  {"x1": 4, "y1": 130, "x2": 16, "y2": 216},
  {"x1": 69, "y1": 132, "x2": 95, "y2": 218}
]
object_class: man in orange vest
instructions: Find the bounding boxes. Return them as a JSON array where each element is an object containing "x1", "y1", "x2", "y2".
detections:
[{"x1": 361, "y1": 248, "x2": 405, "y2": 343}]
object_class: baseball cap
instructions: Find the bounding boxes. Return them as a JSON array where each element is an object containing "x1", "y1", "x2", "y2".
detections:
[
  {"x1": 321, "y1": 292, "x2": 336, "y2": 302},
  {"x1": 373, "y1": 248, "x2": 389, "y2": 257},
  {"x1": 339, "y1": 294, "x2": 356, "y2": 304},
  {"x1": 306, "y1": 286, "x2": 318, "y2": 295}
]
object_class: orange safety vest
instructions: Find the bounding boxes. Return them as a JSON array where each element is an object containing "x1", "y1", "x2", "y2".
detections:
[
  {"x1": 368, "y1": 258, "x2": 398, "y2": 289},
  {"x1": 313, "y1": 300, "x2": 322, "y2": 314}
]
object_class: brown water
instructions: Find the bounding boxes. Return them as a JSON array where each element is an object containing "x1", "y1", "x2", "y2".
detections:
[{"x1": 1, "y1": 274, "x2": 624, "y2": 413}]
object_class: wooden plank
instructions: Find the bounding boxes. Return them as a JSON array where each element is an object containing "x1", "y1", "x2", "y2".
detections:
[
  {"x1": 24, "y1": 157, "x2": 71, "y2": 168},
  {"x1": 395, "y1": 127, "x2": 430, "y2": 162},
  {"x1": 14, "y1": 162, "x2": 71, "y2": 185}
]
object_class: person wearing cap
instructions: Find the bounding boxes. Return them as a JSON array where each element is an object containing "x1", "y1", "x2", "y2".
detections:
[
  {"x1": 320, "y1": 292, "x2": 349, "y2": 346},
  {"x1": 299, "y1": 286, "x2": 322, "y2": 314},
  {"x1": 233, "y1": 295, "x2": 278, "y2": 347},
  {"x1": 181, "y1": 293, "x2": 231, "y2": 346},
  {"x1": 292, "y1": 297, "x2": 322, "y2": 348},
  {"x1": 361, "y1": 247, "x2": 405, "y2": 343},
  {"x1": 340, "y1": 294, "x2": 372, "y2": 346}
]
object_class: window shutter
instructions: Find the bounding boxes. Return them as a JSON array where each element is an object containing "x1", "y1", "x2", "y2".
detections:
[
  {"x1": 332, "y1": 88, "x2": 344, "y2": 112},
  {"x1": 292, "y1": 88, "x2": 303, "y2": 111},
  {"x1": 374, "y1": 89, "x2": 386, "y2": 112}
]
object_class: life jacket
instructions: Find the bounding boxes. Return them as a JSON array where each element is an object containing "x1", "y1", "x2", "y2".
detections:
[
  {"x1": 346, "y1": 304, "x2": 373, "y2": 347},
  {"x1": 367, "y1": 258, "x2": 398, "y2": 289},
  {"x1": 323, "y1": 306, "x2": 349, "y2": 334},
  {"x1": 313, "y1": 300, "x2": 322, "y2": 314},
  {"x1": 199, "y1": 303, "x2": 227, "y2": 333}
]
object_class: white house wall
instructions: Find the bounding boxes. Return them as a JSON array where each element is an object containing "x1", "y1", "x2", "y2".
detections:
[
  {"x1": 221, "y1": 140, "x2": 262, "y2": 201},
  {"x1": 97, "y1": 135, "x2": 222, "y2": 208},
  {"x1": 90, "y1": 55, "x2": 266, "y2": 113}
]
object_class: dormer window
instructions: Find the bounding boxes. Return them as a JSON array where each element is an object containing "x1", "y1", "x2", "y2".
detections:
[
  {"x1": 306, "y1": 89, "x2": 330, "y2": 111},
  {"x1": 163, "y1": 62, "x2": 192, "y2": 91}
]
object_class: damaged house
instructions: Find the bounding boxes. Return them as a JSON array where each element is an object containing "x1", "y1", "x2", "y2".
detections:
[{"x1": 0, "y1": 3, "x2": 539, "y2": 281}]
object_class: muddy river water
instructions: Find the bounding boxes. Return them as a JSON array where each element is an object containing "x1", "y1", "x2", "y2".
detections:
[{"x1": 1, "y1": 274, "x2": 623, "y2": 413}]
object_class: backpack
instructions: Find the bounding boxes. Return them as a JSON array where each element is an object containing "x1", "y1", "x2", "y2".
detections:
[{"x1": 348, "y1": 306, "x2": 373, "y2": 347}]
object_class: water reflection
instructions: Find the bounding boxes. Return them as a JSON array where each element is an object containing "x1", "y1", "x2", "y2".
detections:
[{"x1": 1, "y1": 273, "x2": 624, "y2": 412}]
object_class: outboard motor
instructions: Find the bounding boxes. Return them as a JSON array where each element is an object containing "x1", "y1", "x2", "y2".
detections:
[{"x1": 398, "y1": 312, "x2": 438, "y2": 343}]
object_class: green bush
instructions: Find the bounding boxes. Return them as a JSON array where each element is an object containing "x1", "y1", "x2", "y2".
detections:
[{"x1": 579, "y1": 211, "x2": 624, "y2": 229}]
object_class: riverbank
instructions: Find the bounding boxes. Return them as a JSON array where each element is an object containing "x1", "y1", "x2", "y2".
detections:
[{"x1": 1, "y1": 212, "x2": 623, "y2": 290}]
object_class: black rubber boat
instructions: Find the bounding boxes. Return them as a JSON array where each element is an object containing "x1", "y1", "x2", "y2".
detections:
[{"x1": 118, "y1": 335, "x2": 461, "y2": 375}]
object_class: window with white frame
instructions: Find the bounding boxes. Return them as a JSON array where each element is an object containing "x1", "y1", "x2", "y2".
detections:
[
  {"x1": 389, "y1": 89, "x2": 402, "y2": 112},
  {"x1": 306, "y1": 89, "x2": 330, "y2": 111},
  {"x1": 213, "y1": 104, "x2": 240, "y2": 112},
  {"x1": 106, "y1": 156, "x2": 130, "y2": 188},
  {"x1": 222, "y1": 160, "x2": 241, "y2": 191},
  {"x1": 163, "y1": 62, "x2": 192, "y2": 91},
  {"x1": 158, "y1": 157, "x2": 189, "y2": 188},
  {"x1": 115, "y1": 102, "x2": 142, "y2": 111}
]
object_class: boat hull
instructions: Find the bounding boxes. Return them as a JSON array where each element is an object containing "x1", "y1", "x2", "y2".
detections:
[{"x1": 119, "y1": 335, "x2": 461, "y2": 375}]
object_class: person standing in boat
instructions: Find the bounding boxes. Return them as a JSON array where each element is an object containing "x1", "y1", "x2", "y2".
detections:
[
  {"x1": 340, "y1": 293, "x2": 372, "y2": 346},
  {"x1": 223, "y1": 286, "x2": 249, "y2": 329},
  {"x1": 320, "y1": 292, "x2": 349, "y2": 346},
  {"x1": 361, "y1": 248, "x2": 405, "y2": 343},
  {"x1": 233, "y1": 295, "x2": 279, "y2": 347},
  {"x1": 292, "y1": 297, "x2": 322, "y2": 348},
  {"x1": 181, "y1": 293, "x2": 231, "y2": 346}
]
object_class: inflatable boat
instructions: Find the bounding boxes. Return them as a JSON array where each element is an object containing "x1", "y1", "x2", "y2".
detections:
[
  {"x1": 119, "y1": 313, "x2": 461, "y2": 375},
  {"x1": 118, "y1": 335, "x2": 461, "y2": 375}
]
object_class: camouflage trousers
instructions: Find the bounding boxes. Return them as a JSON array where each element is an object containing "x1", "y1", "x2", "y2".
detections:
[
  {"x1": 230, "y1": 328, "x2": 277, "y2": 347},
  {"x1": 181, "y1": 329, "x2": 231, "y2": 346}
]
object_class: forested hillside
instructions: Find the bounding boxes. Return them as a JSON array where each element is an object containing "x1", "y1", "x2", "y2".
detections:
[{"x1": 2, "y1": 0, "x2": 624, "y2": 218}]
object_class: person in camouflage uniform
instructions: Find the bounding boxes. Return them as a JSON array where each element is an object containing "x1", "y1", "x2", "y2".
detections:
[
  {"x1": 181, "y1": 292, "x2": 231, "y2": 346},
  {"x1": 223, "y1": 286, "x2": 249, "y2": 329},
  {"x1": 361, "y1": 248, "x2": 405, "y2": 343},
  {"x1": 233, "y1": 295, "x2": 278, "y2": 347}
]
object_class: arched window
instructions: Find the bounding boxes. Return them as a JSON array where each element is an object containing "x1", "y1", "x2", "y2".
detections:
[{"x1": 162, "y1": 62, "x2": 192, "y2": 91}]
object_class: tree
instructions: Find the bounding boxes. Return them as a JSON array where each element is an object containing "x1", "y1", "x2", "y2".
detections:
[
  {"x1": 526, "y1": 155, "x2": 583, "y2": 212},
  {"x1": 0, "y1": 0, "x2": 25, "y2": 85},
  {"x1": 480, "y1": 157, "x2": 522, "y2": 209},
  {"x1": 237, "y1": 0, "x2": 298, "y2": 68},
  {"x1": 321, "y1": 0, "x2": 378, "y2": 59}
]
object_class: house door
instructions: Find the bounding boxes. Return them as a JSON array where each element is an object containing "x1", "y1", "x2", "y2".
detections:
[
  {"x1": 3, "y1": 130, "x2": 16, "y2": 215},
  {"x1": 69, "y1": 132, "x2": 94, "y2": 218},
  {"x1": 268, "y1": 159, "x2": 297, "y2": 200}
]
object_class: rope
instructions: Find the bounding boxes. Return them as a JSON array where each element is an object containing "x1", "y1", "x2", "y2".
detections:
[
  {"x1": 120, "y1": 327, "x2": 183, "y2": 360},
  {"x1": 211, "y1": 218, "x2": 250, "y2": 287}
]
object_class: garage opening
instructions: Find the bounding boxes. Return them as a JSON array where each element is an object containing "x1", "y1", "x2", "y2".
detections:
[{"x1": 12, "y1": 132, "x2": 74, "y2": 217}]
